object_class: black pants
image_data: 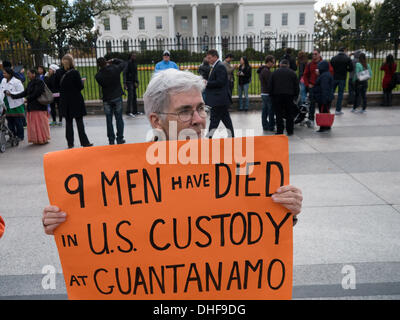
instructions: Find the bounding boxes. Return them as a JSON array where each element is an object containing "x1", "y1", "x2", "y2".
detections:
[
  {"x1": 354, "y1": 80, "x2": 368, "y2": 110},
  {"x1": 208, "y1": 105, "x2": 235, "y2": 138},
  {"x1": 65, "y1": 116, "x2": 90, "y2": 147},
  {"x1": 7, "y1": 116, "x2": 24, "y2": 140},
  {"x1": 126, "y1": 82, "x2": 138, "y2": 115},
  {"x1": 272, "y1": 95, "x2": 295, "y2": 135},
  {"x1": 308, "y1": 87, "x2": 316, "y2": 121},
  {"x1": 348, "y1": 77, "x2": 356, "y2": 105},
  {"x1": 383, "y1": 88, "x2": 393, "y2": 106},
  {"x1": 50, "y1": 98, "x2": 62, "y2": 122}
]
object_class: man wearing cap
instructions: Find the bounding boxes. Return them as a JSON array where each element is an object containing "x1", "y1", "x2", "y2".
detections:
[{"x1": 155, "y1": 50, "x2": 179, "y2": 73}]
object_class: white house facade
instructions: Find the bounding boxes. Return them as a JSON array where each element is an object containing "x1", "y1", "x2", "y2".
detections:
[{"x1": 96, "y1": 0, "x2": 315, "y2": 52}]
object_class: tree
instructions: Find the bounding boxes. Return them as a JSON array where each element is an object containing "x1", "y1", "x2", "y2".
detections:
[
  {"x1": 373, "y1": 0, "x2": 400, "y2": 58},
  {"x1": 0, "y1": 0, "x2": 131, "y2": 65},
  {"x1": 314, "y1": 0, "x2": 381, "y2": 53}
]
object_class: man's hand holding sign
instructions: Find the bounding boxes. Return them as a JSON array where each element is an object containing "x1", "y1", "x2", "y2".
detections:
[{"x1": 42, "y1": 69, "x2": 303, "y2": 300}]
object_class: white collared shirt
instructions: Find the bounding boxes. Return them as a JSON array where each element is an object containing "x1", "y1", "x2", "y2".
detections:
[{"x1": 0, "y1": 77, "x2": 25, "y2": 109}]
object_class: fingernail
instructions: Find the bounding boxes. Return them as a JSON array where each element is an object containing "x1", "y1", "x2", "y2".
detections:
[{"x1": 61, "y1": 212, "x2": 67, "y2": 217}]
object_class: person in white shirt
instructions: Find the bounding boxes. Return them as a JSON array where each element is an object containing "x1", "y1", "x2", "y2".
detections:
[{"x1": 0, "y1": 67, "x2": 25, "y2": 141}]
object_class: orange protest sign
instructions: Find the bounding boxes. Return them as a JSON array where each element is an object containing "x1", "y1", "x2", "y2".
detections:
[{"x1": 43, "y1": 135, "x2": 292, "y2": 300}]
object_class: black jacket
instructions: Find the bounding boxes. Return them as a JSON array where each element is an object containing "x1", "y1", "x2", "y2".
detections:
[
  {"x1": 268, "y1": 66, "x2": 299, "y2": 97},
  {"x1": 280, "y1": 54, "x2": 297, "y2": 72},
  {"x1": 44, "y1": 74, "x2": 57, "y2": 93},
  {"x1": 12, "y1": 77, "x2": 46, "y2": 112},
  {"x1": 123, "y1": 60, "x2": 139, "y2": 85},
  {"x1": 313, "y1": 60, "x2": 334, "y2": 105},
  {"x1": 204, "y1": 61, "x2": 231, "y2": 107},
  {"x1": 54, "y1": 67, "x2": 66, "y2": 93},
  {"x1": 238, "y1": 64, "x2": 252, "y2": 86},
  {"x1": 59, "y1": 68, "x2": 87, "y2": 118},
  {"x1": 95, "y1": 59, "x2": 127, "y2": 102},
  {"x1": 257, "y1": 65, "x2": 272, "y2": 94},
  {"x1": 198, "y1": 63, "x2": 211, "y2": 80},
  {"x1": 330, "y1": 52, "x2": 353, "y2": 81}
]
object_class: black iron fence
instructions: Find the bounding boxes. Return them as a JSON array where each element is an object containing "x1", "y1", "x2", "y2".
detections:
[{"x1": 1, "y1": 34, "x2": 399, "y2": 101}]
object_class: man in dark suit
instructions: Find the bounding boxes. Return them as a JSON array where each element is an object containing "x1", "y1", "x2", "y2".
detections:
[
  {"x1": 204, "y1": 49, "x2": 235, "y2": 138},
  {"x1": 268, "y1": 60, "x2": 299, "y2": 136}
]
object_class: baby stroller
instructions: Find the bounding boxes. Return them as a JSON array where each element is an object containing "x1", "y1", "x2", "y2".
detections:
[
  {"x1": 294, "y1": 96, "x2": 312, "y2": 128},
  {"x1": 0, "y1": 103, "x2": 19, "y2": 153}
]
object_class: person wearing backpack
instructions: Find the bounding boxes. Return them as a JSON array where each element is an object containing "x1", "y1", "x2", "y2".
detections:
[{"x1": 352, "y1": 53, "x2": 372, "y2": 113}]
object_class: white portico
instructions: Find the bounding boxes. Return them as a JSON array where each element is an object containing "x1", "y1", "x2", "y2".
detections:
[{"x1": 97, "y1": 0, "x2": 315, "y2": 48}]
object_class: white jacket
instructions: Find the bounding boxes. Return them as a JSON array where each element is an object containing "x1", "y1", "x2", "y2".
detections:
[{"x1": 0, "y1": 77, "x2": 25, "y2": 109}]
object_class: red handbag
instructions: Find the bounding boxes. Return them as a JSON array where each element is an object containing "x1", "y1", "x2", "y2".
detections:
[
  {"x1": 316, "y1": 105, "x2": 335, "y2": 127},
  {"x1": 316, "y1": 113, "x2": 335, "y2": 127}
]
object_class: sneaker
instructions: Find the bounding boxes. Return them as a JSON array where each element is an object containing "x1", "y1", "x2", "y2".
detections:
[
  {"x1": 49, "y1": 121, "x2": 56, "y2": 127},
  {"x1": 306, "y1": 120, "x2": 314, "y2": 128},
  {"x1": 117, "y1": 139, "x2": 126, "y2": 145},
  {"x1": 351, "y1": 108, "x2": 357, "y2": 113},
  {"x1": 359, "y1": 109, "x2": 367, "y2": 114},
  {"x1": 335, "y1": 111, "x2": 344, "y2": 115},
  {"x1": 57, "y1": 121, "x2": 63, "y2": 126},
  {"x1": 128, "y1": 113, "x2": 136, "y2": 118}
]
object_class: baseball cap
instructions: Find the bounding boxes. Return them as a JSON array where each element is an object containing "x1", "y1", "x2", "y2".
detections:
[{"x1": 163, "y1": 50, "x2": 171, "y2": 56}]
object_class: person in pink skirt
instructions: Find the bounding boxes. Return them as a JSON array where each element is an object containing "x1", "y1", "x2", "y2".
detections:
[{"x1": 8, "y1": 69, "x2": 50, "y2": 145}]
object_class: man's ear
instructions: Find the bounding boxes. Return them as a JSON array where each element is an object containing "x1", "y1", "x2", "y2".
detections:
[{"x1": 149, "y1": 112, "x2": 163, "y2": 130}]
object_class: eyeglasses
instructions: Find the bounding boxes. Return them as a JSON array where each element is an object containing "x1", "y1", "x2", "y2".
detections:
[{"x1": 157, "y1": 105, "x2": 210, "y2": 122}]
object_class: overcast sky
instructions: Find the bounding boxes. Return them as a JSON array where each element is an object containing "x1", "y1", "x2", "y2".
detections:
[{"x1": 314, "y1": 0, "x2": 383, "y2": 10}]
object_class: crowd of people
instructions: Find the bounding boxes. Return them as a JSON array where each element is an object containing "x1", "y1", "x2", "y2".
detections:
[{"x1": 0, "y1": 47, "x2": 398, "y2": 149}]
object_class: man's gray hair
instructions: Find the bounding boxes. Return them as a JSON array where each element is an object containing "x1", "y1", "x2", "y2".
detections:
[{"x1": 143, "y1": 69, "x2": 205, "y2": 118}]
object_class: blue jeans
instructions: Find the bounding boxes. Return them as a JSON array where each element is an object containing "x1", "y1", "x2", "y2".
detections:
[
  {"x1": 238, "y1": 83, "x2": 250, "y2": 110},
  {"x1": 261, "y1": 95, "x2": 275, "y2": 130},
  {"x1": 299, "y1": 82, "x2": 307, "y2": 105},
  {"x1": 333, "y1": 80, "x2": 346, "y2": 112},
  {"x1": 104, "y1": 97, "x2": 124, "y2": 144}
]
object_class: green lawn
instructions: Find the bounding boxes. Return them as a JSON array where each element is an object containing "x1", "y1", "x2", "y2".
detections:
[{"x1": 75, "y1": 59, "x2": 398, "y2": 101}]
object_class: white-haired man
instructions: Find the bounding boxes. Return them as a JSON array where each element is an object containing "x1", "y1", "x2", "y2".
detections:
[{"x1": 42, "y1": 69, "x2": 303, "y2": 234}]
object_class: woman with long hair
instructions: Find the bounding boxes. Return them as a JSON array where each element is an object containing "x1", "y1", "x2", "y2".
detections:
[
  {"x1": 380, "y1": 54, "x2": 397, "y2": 106},
  {"x1": 237, "y1": 56, "x2": 252, "y2": 111},
  {"x1": 8, "y1": 69, "x2": 50, "y2": 144},
  {"x1": 352, "y1": 53, "x2": 372, "y2": 113},
  {"x1": 58, "y1": 54, "x2": 93, "y2": 148}
]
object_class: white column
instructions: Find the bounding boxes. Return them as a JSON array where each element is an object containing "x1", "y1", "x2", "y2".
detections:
[
  {"x1": 215, "y1": 3, "x2": 221, "y2": 39},
  {"x1": 191, "y1": 3, "x2": 198, "y2": 51},
  {"x1": 215, "y1": 2, "x2": 222, "y2": 57},
  {"x1": 237, "y1": 2, "x2": 244, "y2": 37},
  {"x1": 168, "y1": 4, "x2": 175, "y2": 39},
  {"x1": 191, "y1": 3, "x2": 198, "y2": 38}
]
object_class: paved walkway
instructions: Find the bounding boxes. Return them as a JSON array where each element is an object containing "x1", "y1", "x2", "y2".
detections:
[{"x1": 1, "y1": 107, "x2": 400, "y2": 300}]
